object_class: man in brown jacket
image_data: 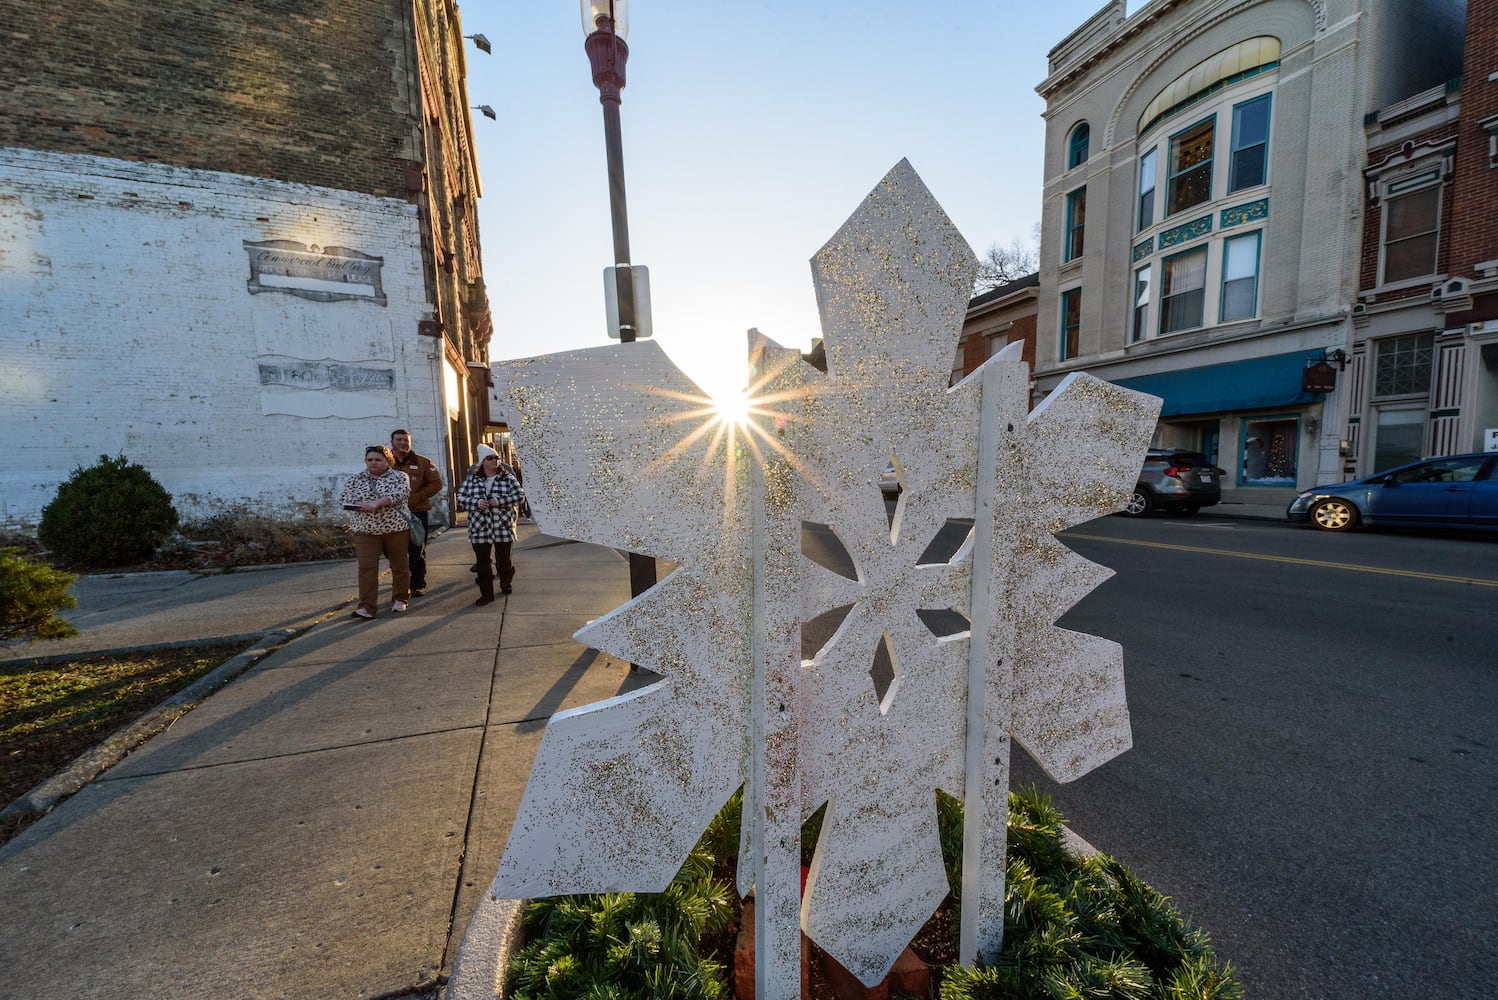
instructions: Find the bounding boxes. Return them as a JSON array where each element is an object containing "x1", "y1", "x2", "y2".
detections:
[{"x1": 391, "y1": 429, "x2": 443, "y2": 596}]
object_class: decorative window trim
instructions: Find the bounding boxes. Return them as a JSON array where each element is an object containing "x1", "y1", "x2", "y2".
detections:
[
  {"x1": 1365, "y1": 140, "x2": 1455, "y2": 204},
  {"x1": 1221, "y1": 198, "x2": 1268, "y2": 229},
  {"x1": 1133, "y1": 237, "x2": 1155, "y2": 262},
  {"x1": 1158, "y1": 214, "x2": 1213, "y2": 250}
]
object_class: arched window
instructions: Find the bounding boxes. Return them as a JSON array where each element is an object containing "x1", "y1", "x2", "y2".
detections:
[{"x1": 1068, "y1": 123, "x2": 1090, "y2": 169}]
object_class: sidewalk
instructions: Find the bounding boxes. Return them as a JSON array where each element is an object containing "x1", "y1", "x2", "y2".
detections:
[{"x1": 0, "y1": 527, "x2": 651, "y2": 1000}]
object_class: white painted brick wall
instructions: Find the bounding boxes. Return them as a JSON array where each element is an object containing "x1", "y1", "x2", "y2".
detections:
[{"x1": 0, "y1": 147, "x2": 444, "y2": 528}]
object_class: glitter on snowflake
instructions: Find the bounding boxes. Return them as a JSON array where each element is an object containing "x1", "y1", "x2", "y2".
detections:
[{"x1": 488, "y1": 160, "x2": 1161, "y2": 993}]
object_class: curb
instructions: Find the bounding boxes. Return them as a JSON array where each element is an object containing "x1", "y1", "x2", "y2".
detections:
[
  {"x1": 448, "y1": 895, "x2": 526, "y2": 1000},
  {"x1": 0, "y1": 634, "x2": 267, "y2": 670}
]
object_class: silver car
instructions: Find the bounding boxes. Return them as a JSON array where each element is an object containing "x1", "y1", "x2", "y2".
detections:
[{"x1": 1124, "y1": 449, "x2": 1224, "y2": 517}]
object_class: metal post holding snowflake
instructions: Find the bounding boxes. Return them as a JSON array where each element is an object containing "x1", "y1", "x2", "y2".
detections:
[{"x1": 487, "y1": 160, "x2": 1161, "y2": 994}]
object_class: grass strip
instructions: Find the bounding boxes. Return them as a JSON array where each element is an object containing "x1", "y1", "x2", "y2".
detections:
[{"x1": 0, "y1": 642, "x2": 248, "y2": 823}]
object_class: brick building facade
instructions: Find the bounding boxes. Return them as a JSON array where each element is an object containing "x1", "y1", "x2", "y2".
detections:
[
  {"x1": 1352, "y1": 0, "x2": 1498, "y2": 471},
  {"x1": 0, "y1": 0, "x2": 491, "y2": 525},
  {"x1": 955, "y1": 275, "x2": 1039, "y2": 403}
]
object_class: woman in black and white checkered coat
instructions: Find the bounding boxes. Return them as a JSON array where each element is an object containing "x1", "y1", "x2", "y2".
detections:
[{"x1": 456, "y1": 443, "x2": 526, "y2": 605}]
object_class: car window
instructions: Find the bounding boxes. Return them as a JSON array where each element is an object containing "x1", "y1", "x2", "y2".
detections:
[
  {"x1": 1392, "y1": 458, "x2": 1487, "y2": 484},
  {"x1": 1168, "y1": 452, "x2": 1211, "y2": 467}
]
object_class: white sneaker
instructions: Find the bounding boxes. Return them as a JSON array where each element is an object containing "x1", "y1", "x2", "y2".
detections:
[{"x1": 391, "y1": 600, "x2": 407, "y2": 613}]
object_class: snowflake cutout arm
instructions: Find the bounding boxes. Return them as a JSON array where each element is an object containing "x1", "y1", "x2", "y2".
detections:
[{"x1": 490, "y1": 342, "x2": 753, "y2": 897}]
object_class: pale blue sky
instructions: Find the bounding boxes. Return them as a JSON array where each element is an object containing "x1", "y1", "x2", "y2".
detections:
[{"x1": 466, "y1": 0, "x2": 1112, "y2": 399}]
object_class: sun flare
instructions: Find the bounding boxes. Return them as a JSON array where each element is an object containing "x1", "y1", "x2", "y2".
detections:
[{"x1": 711, "y1": 387, "x2": 751, "y2": 427}]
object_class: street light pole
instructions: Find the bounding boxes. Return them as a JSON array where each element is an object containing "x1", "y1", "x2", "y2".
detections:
[
  {"x1": 583, "y1": 0, "x2": 637, "y2": 344},
  {"x1": 582, "y1": 0, "x2": 657, "y2": 606}
]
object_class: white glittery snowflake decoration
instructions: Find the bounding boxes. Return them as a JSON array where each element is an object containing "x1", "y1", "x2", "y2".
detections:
[{"x1": 490, "y1": 161, "x2": 1161, "y2": 994}]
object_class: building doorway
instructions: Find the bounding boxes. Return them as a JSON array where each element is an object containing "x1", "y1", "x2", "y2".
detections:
[{"x1": 1369, "y1": 404, "x2": 1426, "y2": 473}]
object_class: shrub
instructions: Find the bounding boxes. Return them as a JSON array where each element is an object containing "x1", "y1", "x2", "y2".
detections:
[
  {"x1": 0, "y1": 547, "x2": 78, "y2": 642},
  {"x1": 37, "y1": 455, "x2": 179, "y2": 567},
  {"x1": 937, "y1": 787, "x2": 1241, "y2": 1000},
  {"x1": 506, "y1": 787, "x2": 1241, "y2": 999},
  {"x1": 174, "y1": 503, "x2": 353, "y2": 567},
  {"x1": 508, "y1": 794, "x2": 739, "y2": 1000}
]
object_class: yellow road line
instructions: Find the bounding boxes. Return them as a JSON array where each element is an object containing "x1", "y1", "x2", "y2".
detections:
[{"x1": 1059, "y1": 531, "x2": 1498, "y2": 588}]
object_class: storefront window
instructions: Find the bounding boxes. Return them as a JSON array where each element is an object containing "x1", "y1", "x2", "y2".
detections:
[{"x1": 1242, "y1": 417, "x2": 1298, "y2": 485}]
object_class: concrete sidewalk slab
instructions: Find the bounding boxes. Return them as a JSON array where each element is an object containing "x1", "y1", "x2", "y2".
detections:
[
  {"x1": 2, "y1": 729, "x2": 477, "y2": 999},
  {"x1": 492, "y1": 610, "x2": 614, "y2": 650},
  {"x1": 0, "y1": 527, "x2": 636, "y2": 999},
  {"x1": 108, "y1": 646, "x2": 499, "y2": 778}
]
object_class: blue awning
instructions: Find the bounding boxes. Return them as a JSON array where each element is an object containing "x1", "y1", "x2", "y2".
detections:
[{"x1": 1112, "y1": 350, "x2": 1321, "y2": 417}]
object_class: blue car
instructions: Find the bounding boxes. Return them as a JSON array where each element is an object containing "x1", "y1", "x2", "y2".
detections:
[{"x1": 1286, "y1": 452, "x2": 1498, "y2": 531}]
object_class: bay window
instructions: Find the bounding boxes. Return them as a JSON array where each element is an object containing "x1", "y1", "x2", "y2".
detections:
[
  {"x1": 1220, "y1": 232, "x2": 1260, "y2": 322},
  {"x1": 1228, "y1": 95, "x2": 1270, "y2": 192},
  {"x1": 1167, "y1": 119, "x2": 1214, "y2": 216},
  {"x1": 1160, "y1": 248, "x2": 1207, "y2": 334}
]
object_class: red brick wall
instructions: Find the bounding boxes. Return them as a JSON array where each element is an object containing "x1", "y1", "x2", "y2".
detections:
[
  {"x1": 1359, "y1": 121, "x2": 1458, "y2": 297},
  {"x1": 962, "y1": 332, "x2": 987, "y2": 375},
  {"x1": 1010, "y1": 315, "x2": 1037, "y2": 370},
  {"x1": 0, "y1": 0, "x2": 413, "y2": 198},
  {"x1": 1450, "y1": 0, "x2": 1498, "y2": 282}
]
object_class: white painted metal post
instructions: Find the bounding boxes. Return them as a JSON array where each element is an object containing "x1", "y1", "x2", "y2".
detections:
[
  {"x1": 748, "y1": 334, "x2": 805, "y2": 998},
  {"x1": 959, "y1": 358, "x2": 1021, "y2": 966}
]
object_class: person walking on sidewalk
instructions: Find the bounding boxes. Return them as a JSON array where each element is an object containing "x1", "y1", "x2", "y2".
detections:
[
  {"x1": 456, "y1": 443, "x2": 524, "y2": 606},
  {"x1": 341, "y1": 445, "x2": 413, "y2": 620},
  {"x1": 390, "y1": 428, "x2": 442, "y2": 596}
]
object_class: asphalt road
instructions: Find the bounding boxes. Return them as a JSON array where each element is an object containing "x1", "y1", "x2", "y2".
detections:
[
  {"x1": 801, "y1": 511, "x2": 1497, "y2": 998},
  {"x1": 1028, "y1": 514, "x2": 1498, "y2": 999}
]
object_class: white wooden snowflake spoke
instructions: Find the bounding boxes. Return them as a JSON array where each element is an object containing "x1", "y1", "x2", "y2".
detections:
[{"x1": 489, "y1": 160, "x2": 1161, "y2": 995}]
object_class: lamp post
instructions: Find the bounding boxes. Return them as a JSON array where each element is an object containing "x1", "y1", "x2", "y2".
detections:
[
  {"x1": 581, "y1": 0, "x2": 657, "y2": 606},
  {"x1": 582, "y1": 0, "x2": 637, "y2": 343}
]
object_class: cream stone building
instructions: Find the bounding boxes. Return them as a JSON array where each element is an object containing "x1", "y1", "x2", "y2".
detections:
[{"x1": 1035, "y1": 0, "x2": 1467, "y2": 498}]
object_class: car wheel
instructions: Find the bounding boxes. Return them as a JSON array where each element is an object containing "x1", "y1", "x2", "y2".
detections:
[
  {"x1": 1123, "y1": 488, "x2": 1154, "y2": 517},
  {"x1": 1310, "y1": 498, "x2": 1358, "y2": 531}
]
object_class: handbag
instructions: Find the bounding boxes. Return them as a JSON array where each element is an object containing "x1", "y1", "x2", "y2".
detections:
[{"x1": 406, "y1": 511, "x2": 426, "y2": 546}]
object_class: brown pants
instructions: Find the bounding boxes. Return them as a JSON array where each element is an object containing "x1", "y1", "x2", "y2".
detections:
[{"x1": 354, "y1": 530, "x2": 411, "y2": 616}]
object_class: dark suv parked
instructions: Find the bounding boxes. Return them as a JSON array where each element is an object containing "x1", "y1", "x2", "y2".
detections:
[{"x1": 1124, "y1": 449, "x2": 1223, "y2": 516}]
